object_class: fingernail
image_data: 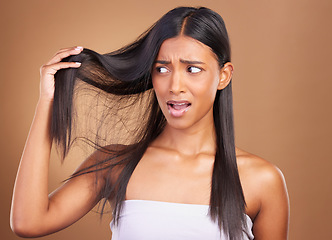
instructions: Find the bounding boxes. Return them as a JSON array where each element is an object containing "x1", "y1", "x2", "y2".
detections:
[
  {"x1": 75, "y1": 46, "x2": 83, "y2": 50},
  {"x1": 75, "y1": 62, "x2": 81, "y2": 66}
]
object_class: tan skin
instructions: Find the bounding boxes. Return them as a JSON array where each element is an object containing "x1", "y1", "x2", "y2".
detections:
[{"x1": 11, "y1": 37, "x2": 289, "y2": 239}]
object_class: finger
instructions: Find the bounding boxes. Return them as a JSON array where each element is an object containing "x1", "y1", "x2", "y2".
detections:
[
  {"x1": 46, "y1": 46, "x2": 83, "y2": 65},
  {"x1": 41, "y1": 61, "x2": 81, "y2": 76},
  {"x1": 57, "y1": 46, "x2": 82, "y2": 53},
  {"x1": 47, "y1": 46, "x2": 83, "y2": 65}
]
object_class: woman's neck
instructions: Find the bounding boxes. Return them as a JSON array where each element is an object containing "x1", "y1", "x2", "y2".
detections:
[{"x1": 151, "y1": 121, "x2": 217, "y2": 156}]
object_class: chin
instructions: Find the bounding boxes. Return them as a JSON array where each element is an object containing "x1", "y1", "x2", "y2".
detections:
[{"x1": 165, "y1": 118, "x2": 192, "y2": 130}]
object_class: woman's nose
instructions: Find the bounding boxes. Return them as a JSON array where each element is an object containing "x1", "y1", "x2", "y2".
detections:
[{"x1": 169, "y1": 71, "x2": 185, "y2": 94}]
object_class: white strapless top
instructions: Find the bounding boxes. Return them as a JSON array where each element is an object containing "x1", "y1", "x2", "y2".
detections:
[{"x1": 110, "y1": 200, "x2": 254, "y2": 240}]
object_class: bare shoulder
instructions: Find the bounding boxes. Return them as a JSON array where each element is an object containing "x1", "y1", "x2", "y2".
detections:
[
  {"x1": 236, "y1": 148, "x2": 289, "y2": 239},
  {"x1": 236, "y1": 148, "x2": 286, "y2": 190},
  {"x1": 236, "y1": 147, "x2": 288, "y2": 208}
]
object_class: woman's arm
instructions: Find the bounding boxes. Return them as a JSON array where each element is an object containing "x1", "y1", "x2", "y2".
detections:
[
  {"x1": 237, "y1": 149, "x2": 289, "y2": 240},
  {"x1": 252, "y1": 163, "x2": 290, "y2": 240},
  {"x1": 10, "y1": 47, "x2": 106, "y2": 237}
]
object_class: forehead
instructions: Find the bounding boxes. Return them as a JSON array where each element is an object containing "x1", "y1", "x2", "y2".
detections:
[{"x1": 156, "y1": 36, "x2": 218, "y2": 62}]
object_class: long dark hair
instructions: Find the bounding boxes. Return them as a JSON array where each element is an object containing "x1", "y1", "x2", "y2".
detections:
[{"x1": 52, "y1": 6, "x2": 247, "y2": 240}]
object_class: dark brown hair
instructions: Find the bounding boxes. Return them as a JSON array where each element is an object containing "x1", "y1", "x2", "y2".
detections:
[{"x1": 52, "y1": 6, "x2": 247, "y2": 240}]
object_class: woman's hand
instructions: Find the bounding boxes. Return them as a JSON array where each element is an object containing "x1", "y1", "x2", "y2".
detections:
[{"x1": 39, "y1": 46, "x2": 83, "y2": 102}]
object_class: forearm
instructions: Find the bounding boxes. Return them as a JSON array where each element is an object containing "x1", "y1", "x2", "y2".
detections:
[{"x1": 10, "y1": 99, "x2": 53, "y2": 233}]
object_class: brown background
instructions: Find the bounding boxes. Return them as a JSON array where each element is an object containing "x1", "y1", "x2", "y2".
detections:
[{"x1": 1, "y1": 0, "x2": 331, "y2": 239}]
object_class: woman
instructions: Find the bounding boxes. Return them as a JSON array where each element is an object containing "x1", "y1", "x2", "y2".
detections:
[{"x1": 10, "y1": 6, "x2": 289, "y2": 240}]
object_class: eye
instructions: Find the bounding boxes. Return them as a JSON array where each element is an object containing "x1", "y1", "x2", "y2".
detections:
[
  {"x1": 156, "y1": 66, "x2": 169, "y2": 73},
  {"x1": 187, "y1": 66, "x2": 202, "y2": 73}
]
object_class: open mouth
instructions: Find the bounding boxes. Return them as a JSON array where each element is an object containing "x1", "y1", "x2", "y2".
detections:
[{"x1": 166, "y1": 100, "x2": 191, "y2": 117}]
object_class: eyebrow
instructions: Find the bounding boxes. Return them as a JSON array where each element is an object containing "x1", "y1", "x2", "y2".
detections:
[
  {"x1": 154, "y1": 60, "x2": 171, "y2": 64},
  {"x1": 154, "y1": 59, "x2": 205, "y2": 65}
]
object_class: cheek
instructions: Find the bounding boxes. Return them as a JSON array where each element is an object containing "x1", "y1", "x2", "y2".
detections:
[
  {"x1": 152, "y1": 78, "x2": 164, "y2": 98},
  {"x1": 194, "y1": 88, "x2": 217, "y2": 107},
  {"x1": 152, "y1": 78, "x2": 168, "y2": 111},
  {"x1": 190, "y1": 75, "x2": 219, "y2": 101}
]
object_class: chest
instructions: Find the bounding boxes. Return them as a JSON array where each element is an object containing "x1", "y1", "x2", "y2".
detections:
[
  {"x1": 126, "y1": 151, "x2": 214, "y2": 205},
  {"x1": 124, "y1": 150, "x2": 260, "y2": 221}
]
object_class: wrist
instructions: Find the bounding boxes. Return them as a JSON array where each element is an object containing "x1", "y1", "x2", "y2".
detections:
[
  {"x1": 38, "y1": 95, "x2": 53, "y2": 104},
  {"x1": 36, "y1": 97, "x2": 53, "y2": 110}
]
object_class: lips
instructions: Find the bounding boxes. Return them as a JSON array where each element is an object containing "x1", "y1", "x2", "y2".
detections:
[{"x1": 166, "y1": 100, "x2": 191, "y2": 117}]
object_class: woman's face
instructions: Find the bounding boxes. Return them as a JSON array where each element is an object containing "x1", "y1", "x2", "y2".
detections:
[{"x1": 152, "y1": 36, "x2": 232, "y2": 130}]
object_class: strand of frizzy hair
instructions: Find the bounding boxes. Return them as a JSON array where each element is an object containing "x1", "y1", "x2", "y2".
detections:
[{"x1": 51, "y1": 47, "x2": 154, "y2": 159}]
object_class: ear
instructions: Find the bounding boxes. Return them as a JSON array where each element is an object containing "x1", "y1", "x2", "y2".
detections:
[{"x1": 217, "y1": 62, "x2": 234, "y2": 90}]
